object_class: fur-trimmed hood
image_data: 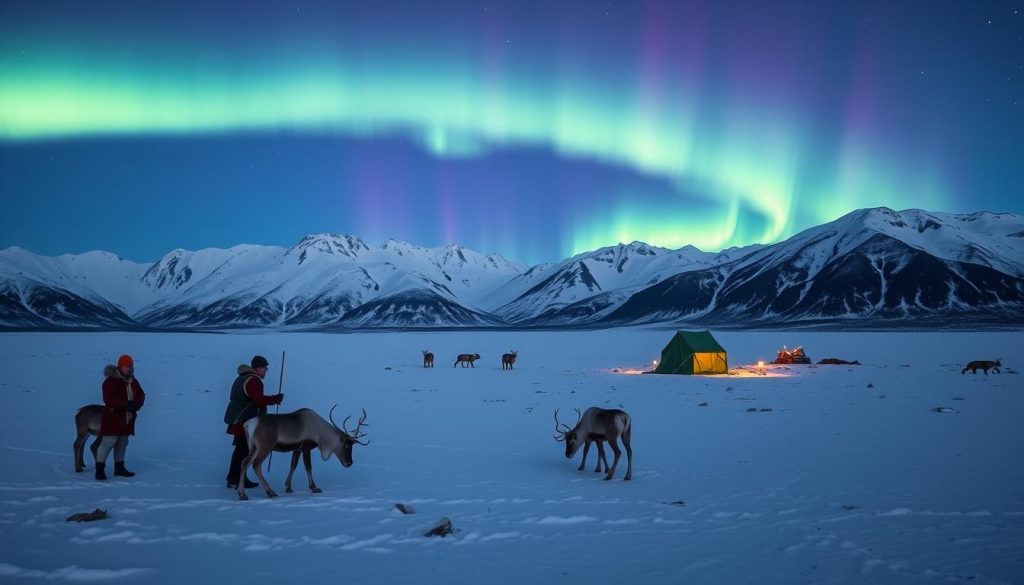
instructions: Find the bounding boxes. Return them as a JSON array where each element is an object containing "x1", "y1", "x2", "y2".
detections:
[{"x1": 237, "y1": 364, "x2": 258, "y2": 376}]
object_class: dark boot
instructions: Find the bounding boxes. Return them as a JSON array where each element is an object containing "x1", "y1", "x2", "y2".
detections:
[
  {"x1": 227, "y1": 476, "x2": 259, "y2": 489},
  {"x1": 95, "y1": 462, "x2": 107, "y2": 481},
  {"x1": 226, "y1": 435, "x2": 251, "y2": 488},
  {"x1": 113, "y1": 462, "x2": 135, "y2": 477}
]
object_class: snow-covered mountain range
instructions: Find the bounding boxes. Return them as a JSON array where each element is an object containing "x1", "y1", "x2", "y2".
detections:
[{"x1": 3, "y1": 208, "x2": 1023, "y2": 329}]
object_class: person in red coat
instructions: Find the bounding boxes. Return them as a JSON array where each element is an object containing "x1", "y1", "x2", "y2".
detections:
[
  {"x1": 223, "y1": 355, "x2": 284, "y2": 489},
  {"x1": 96, "y1": 354, "x2": 146, "y2": 480}
]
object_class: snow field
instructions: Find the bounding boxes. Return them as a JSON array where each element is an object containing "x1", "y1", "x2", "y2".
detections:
[{"x1": 0, "y1": 329, "x2": 1021, "y2": 584}]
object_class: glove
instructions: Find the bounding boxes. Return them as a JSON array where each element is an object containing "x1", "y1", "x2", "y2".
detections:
[
  {"x1": 125, "y1": 400, "x2": 140, "y2": 412},
  {"x1": 275, "y1": 393, "x2": 284, "y2": 405}
]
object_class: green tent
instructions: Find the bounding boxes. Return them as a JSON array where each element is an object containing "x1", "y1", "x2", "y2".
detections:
[{"x1": 654, "y1": 330, "x2": 728, "y2": 375}]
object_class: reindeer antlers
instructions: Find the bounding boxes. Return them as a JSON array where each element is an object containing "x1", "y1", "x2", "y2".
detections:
[
  {"x1": 329, "y1": 404, "x2": 370, "y2": 446},
  {"x1": 552, "y1": 408, "x2": 583, "y2": 441},
  {"x1": 341, "y1": 408, "x2": 370, "y2": 446},
  {"x1": 553, "y1": 408, "x2": 572, "y2": 441}
]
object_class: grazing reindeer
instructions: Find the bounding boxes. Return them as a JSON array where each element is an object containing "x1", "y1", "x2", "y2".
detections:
[
  {"x1": 962, "y1": 359, "x2": 1002, "y2": 375},
  {"x1": 554, "y1": 407, "x2": 632, "y2": 481},
  {"x1": 554, "y1": 409, "x2": 608, "y2": 474},
  {"x1": 453, "y1": 353, "x2": 481, "y2": 368},
  {"x1": 238, "y1": 406, "x2": 368, "y2": 501},
  {"x1": 423, "y1": 350, "x2": 434, "y2": 368},
  {"x1": 73, "y1": 404, "x2": 103, "y2": 472},
  {"x1": 502, "y1": 350, "x2": 518, "y2": 370}
]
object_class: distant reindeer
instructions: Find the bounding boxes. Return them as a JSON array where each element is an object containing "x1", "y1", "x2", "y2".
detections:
[
  {"x1": 238, "y1": 406, "x2": 368, "y2": 501},
  {"x1": 554, "y1": 407, "x2": 633, "y2": 481},
  {"x1": 423, "y1": 350, "x2": 434, "y2": 368},
  {"x1": 501, "y1": 350, "x2": 518, "y2": 370},
  {"x1": 961, "y1": 359, "x2": 1002, "y2": 375},
  {"x1": 453, "y1": 353, "x2": 481, "y2": 368},
  {"x1": 73, "y1": 405, "x2": 103, "y2": 473}
]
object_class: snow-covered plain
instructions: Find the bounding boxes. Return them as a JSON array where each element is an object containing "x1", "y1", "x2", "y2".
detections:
[{"x1": 0, "y1": 330, "x2": 1022, "y2": 584}]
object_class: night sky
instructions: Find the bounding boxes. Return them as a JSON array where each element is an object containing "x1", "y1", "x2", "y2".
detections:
[{"x1": 1, "y1": 1, "x2": 1021, "y2": 264}]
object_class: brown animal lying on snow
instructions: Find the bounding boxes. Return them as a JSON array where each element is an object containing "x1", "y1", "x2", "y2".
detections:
[
  {"x1": 961, "y1": 360, "x2": 1001, "y2": 375},
  {"x1": 817, "y1": 358, "x2": 861, "y2": 365}
]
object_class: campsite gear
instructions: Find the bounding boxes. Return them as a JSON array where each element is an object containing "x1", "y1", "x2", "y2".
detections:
[
  {"x1": 654, "y1": 330, "x2": 728, "y2": 375},
  {"x1": 95, "y1": 462, "x2": 107, "y2": 481},
  {"x1": 775, "y1": 346, "x2": 811, "y2": 364},
  {"x1": 268, "y1": 351, "x2": 286, "y2": 471},
  {"x1": 113, "y1": 461, "x2": 135, "y2": 477}
]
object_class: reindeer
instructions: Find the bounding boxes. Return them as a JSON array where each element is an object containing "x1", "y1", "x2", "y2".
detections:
[
  {"x1": 453, "y1": 353, "x2": 481, "y2": 368},
  {"x1": 554, "y1": 410, "x2": 608, "y2": 474},
  {"x1": 73, "y1": 404, "x2": 103, "y2": 472},
  {"x1": 502, "y1": 350, "x2": 518, "y2": 370},
  {"x1": 962, "y1": 359, "x2": 1002, "y2": 375},
  {"x1": 238, "y1": 406, "x2": 368, "y2": 501},
  {"x1": 554, "y1": 407, "x2": 632, "y2": 481},
  {"x1": 423, "y1": 350, "x2": 434, "y2": 368}
]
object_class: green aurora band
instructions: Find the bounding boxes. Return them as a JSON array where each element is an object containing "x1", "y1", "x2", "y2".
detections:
[{"x1": 0, "y1": 44, "x2": 946, "y2": 256}]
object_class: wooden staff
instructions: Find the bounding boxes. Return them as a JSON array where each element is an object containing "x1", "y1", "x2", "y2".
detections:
[{"x1": 267, "y1": 350, "x2": 286, "y2": 471}]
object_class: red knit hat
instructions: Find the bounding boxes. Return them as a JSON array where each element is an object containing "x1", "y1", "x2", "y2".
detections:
[{"x1": 117, "y1": 354, "x2": 134, "y2": 368}]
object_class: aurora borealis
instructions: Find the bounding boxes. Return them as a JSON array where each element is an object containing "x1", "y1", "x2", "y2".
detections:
[{"x1": 1, "y1": 1, "x2": 1021, "y2": 263}]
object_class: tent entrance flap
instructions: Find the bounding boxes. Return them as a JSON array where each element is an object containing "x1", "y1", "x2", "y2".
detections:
[
  {"x1": 692, "y1": 352, "x2": 727, "y2": 374},
  {"x1": 653, "y1": 330, "x2": 728, "y2": 375}
]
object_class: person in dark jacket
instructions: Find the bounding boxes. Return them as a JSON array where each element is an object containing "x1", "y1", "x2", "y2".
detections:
[
  {"x1": 223, "y1": 355, "x2": 284, "y2": 489},
  {"x1": 96, "y1": 354, "x2": 146, "y2": 481}
]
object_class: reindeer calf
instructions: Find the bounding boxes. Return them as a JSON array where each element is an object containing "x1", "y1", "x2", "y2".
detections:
[
  {"x1": 453, "y1": 353, "x2": 481, "y2": 368},
  {"x1": 423, "y1": 350, "x2": 434, "y2": 368}
]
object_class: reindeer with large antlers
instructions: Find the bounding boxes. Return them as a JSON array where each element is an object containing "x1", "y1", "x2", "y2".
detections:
[
  {"x1": 554, "y1": 407, "x2": 633, "y2": 481},
  {"x1": 237, "y1": 406, "x2": 368, "y2": 501}
]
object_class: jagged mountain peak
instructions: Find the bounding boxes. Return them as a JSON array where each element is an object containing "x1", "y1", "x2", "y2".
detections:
[
  {"x1": 380, "y1": 239, "x2": 425, "y2": 256},
  {"x1": 570, "y1": 241, "x2": 667, "y2": 263},
  {"x1": 288, "y1": 233, "x2": 371, "y2": 260}
]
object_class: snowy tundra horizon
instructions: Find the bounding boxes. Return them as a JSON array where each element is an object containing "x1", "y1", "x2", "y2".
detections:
[
  {"x1": 2, "y1": 207, "x2": 1024, "y2": 331},
  {"x1": 0, "y1": 329, "x2": 1022, "y2": 584}
]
